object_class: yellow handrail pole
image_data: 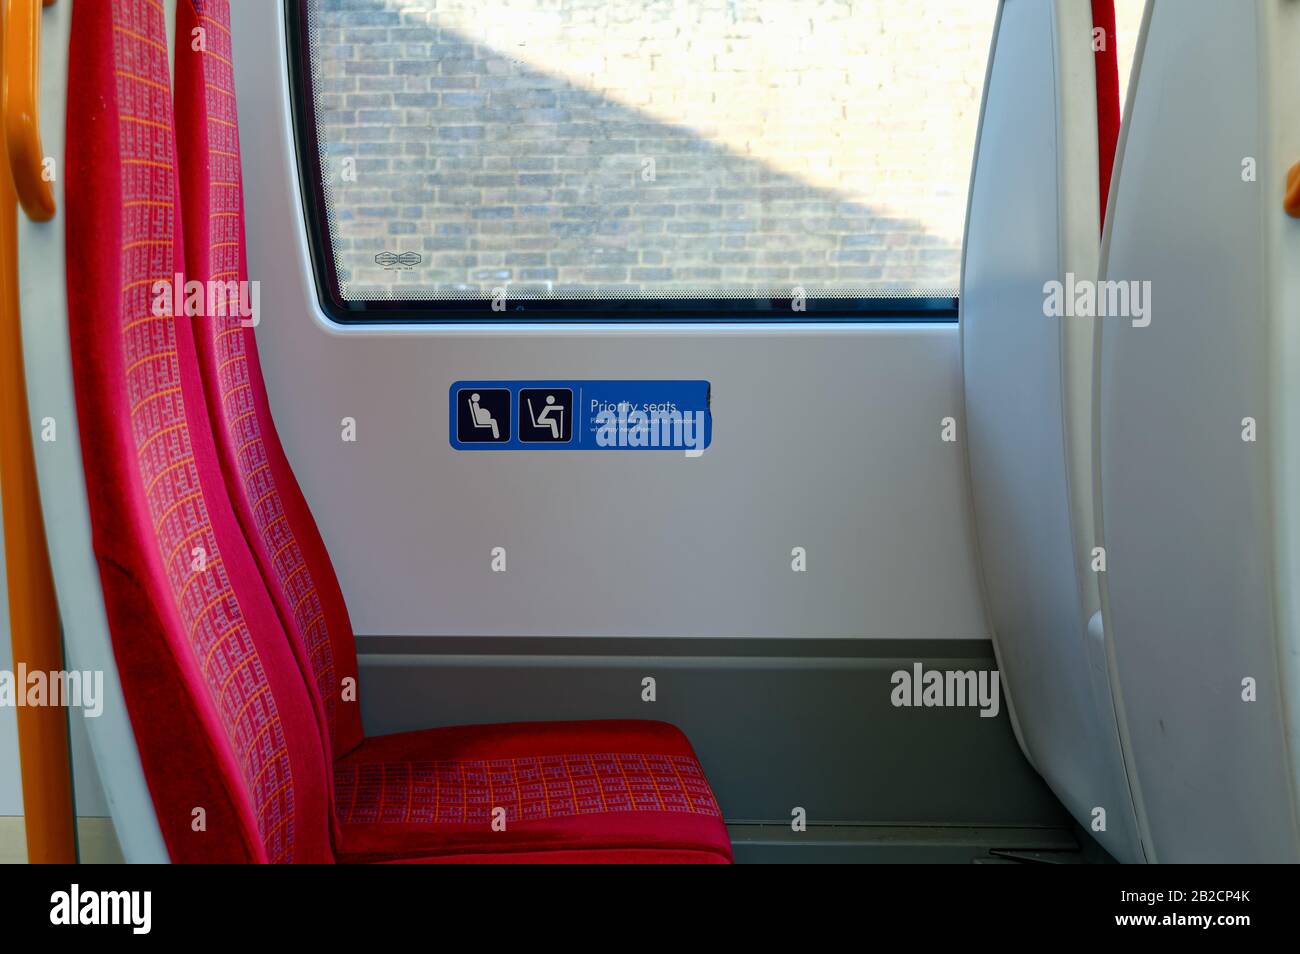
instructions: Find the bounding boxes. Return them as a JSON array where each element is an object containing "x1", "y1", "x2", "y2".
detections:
[{"x1": 0, "y1": 0, "x2": 75, "y2": 864}]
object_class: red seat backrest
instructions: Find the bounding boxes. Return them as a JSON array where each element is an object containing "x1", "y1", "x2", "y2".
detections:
[
  {"x1": 174, "y1": 0, "x2": 365, "y2": 767},
  {"x1": 66, "y1": 0, "x2": 334, "y2": 863},
  {"x1": 1092, "y1": 0, "x2": 1121, "y2": 229}
]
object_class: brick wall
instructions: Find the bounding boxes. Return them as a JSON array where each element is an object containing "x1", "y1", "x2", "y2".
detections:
[{"x1": 306, "y1": 1, "x2": 994, "y2": 302}]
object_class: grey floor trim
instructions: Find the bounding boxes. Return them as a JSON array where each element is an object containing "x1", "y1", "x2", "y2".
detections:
[
  {"x1": 726, "y1": 824, "x2": 1084, "y2": 864},
  {"x1": 356, "y1": 635, "x2": 996, "y2": 659}
]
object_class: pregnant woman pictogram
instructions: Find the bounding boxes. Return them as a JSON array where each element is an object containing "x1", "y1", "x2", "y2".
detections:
[{"x1": 468, "y1": 392, "x2": 499, "y2": 439}]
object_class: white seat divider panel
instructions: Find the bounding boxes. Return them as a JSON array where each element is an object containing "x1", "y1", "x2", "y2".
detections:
[
  {"x1": 1096, "y1": 0, "x2": 1300, "y2": 862},
  {"x1": 962, "y1": 0, "x2": 1143, "y2": 863}
]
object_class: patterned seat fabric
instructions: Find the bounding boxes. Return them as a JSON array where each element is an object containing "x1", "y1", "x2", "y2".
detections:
[
  {"x1": 332, "y1": 721, "x2": 731, "y2": 863},
  {"x1": 173, "y1": 0, "x2": 363, "y2": 772},
  {"x1": 66, "y1": 0, "x2": 333, "y2": 863},
  {"x1": 170, "y1": 0, "x2": 731, "y2": 863}
]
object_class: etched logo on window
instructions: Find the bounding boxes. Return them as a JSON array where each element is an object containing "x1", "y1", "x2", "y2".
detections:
[{"x1": 374, "y1": 251, "x2": 423, "y2": 270}]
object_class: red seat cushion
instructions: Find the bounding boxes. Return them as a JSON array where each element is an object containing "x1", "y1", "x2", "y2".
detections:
[
  {"x1": 387, "y1": 849, "x2": 731, "y2": 864},
  {"x1": 333, "y1": 721, "x2": 732, "y2": 864}
]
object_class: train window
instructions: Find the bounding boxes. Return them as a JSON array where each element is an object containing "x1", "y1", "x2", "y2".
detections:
[{"x1": 288, "y1": 1, "x2": 996, "y2": 322}]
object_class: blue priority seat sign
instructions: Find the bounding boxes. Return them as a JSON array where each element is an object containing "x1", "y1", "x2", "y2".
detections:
[{"x1": 449, "y1": 380, "x2": 712, "y2": 455}]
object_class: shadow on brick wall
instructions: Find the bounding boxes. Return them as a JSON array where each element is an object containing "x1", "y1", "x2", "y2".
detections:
[{"x1": 310, "y1": 0, "x2": 964, "y2": 301}]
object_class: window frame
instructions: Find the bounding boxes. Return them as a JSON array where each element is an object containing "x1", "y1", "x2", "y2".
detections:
[{"x1": 285, "y1": 0, "x2": 961, "y2": 325}]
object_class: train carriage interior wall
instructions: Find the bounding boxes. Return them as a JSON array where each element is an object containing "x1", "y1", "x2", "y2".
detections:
[{"x1": 0, "y1": 0, "x2": 1298, "y2": 872}]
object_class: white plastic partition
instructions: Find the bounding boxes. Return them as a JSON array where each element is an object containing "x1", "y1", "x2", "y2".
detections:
[
  {"x1": 962, "y1": 0, "x2": 1143, "y2": 862},
  {"x1": 1097, "y1": 0, "x2": 1300, "y2": 862}
]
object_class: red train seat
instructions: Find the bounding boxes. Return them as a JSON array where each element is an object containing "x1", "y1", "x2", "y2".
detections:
[
  {"x1": 65, "y1": 0, "x2": 333, "y2": 863},
  {"x1": 63, "y1": 0, "x2": 731, "y2": 864}
]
